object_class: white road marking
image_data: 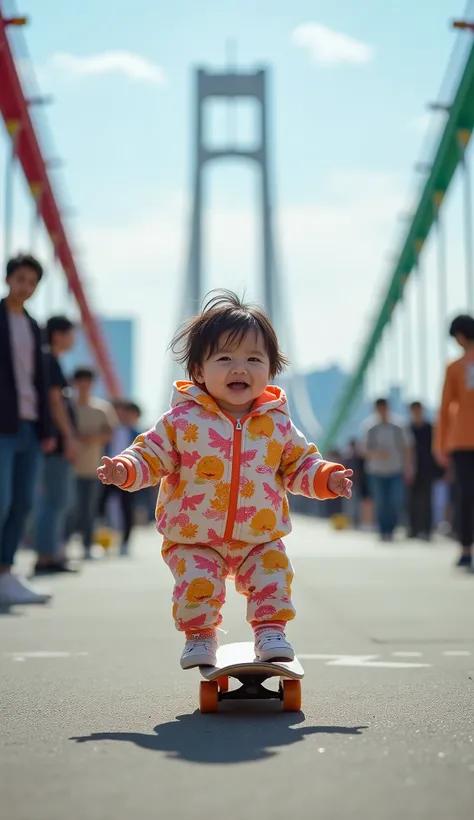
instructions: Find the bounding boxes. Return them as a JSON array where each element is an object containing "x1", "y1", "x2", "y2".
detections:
[
  {"x1": 298, "y1": 654, "x2": 431, "y2": 668},
  {"x1": 392, "y1": 652, "x2": 423, "y2": 658},
  {"x1": 442, "y1": 650, "x2": 471, "y2": 657},
  {"x1": 5, "y1": 651, "x2": 88, "y2": 661}
]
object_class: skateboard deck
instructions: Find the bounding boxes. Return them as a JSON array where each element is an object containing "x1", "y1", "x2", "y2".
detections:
[{"x1": 198, "y1": 641, "x2": 304, "y2": 713}]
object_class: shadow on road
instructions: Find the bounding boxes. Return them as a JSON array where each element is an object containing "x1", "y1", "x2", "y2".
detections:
[{"x1": 71, "y1": 711, "x2": 368, "y2": 764}]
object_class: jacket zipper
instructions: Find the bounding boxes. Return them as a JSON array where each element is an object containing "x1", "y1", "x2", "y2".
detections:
[{"x1": 223, "y1": 415, "x2": 248, "y2": 542}]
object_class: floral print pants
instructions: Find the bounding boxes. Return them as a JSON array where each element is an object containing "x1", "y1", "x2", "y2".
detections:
[{"x1": 162, "y1": 538, "x2": 296, "y2": 634}]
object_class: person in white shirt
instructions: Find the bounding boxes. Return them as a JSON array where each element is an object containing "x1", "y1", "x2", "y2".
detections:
[{"x1": 0, "y1": 254, "x2": 55, "y2": 605}]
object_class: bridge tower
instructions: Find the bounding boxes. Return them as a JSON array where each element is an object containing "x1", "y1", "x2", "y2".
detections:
[{"x1": 182, "y1": 65, "x2": 281, "y2": 330}]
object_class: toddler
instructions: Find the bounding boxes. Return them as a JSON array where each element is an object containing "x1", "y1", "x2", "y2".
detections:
[{"x1": 97, "y1": 291, "x2": 352, "y2": 669}]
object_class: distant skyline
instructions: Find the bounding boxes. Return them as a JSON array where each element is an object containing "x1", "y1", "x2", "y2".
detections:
[{"x1": 0, "y1": 0, "x2": 472, "y2": 422}]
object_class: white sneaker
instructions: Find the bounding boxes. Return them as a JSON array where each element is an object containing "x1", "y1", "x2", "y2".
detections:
[
  {"x1": 180, "y1": 632, "x2": 218, "y2": 670},
  {"x1": 255, "y1": 629, "x2": 294, "y2": 662},
  {"x1": 0, "y1": 573, "x2": 52, "y2": 605}
]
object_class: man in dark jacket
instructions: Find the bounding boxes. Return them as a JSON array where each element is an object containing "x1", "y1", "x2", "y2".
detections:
[{"x1": 0, "y1": 254, "x2": 54, "y2": 605}]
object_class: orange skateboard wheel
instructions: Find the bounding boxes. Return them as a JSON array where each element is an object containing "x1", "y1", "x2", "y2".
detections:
[
  {"x1": 199, "y1": 681, "x2": 219, "y2": 713},
  {"x1": 282, "y1": 679, "x2": 301, "y2": 711}
]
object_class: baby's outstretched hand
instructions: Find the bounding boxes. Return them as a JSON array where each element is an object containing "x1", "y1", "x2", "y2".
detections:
[
  {"x1": 97, "y1": 456, "x2": 127, "y2": 487},
  {"x1": 328, "y1": 468, "x2": 353, "y2": 499}
]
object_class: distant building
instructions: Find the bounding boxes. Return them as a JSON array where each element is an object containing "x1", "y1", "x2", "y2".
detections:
[
  {"x1": 63, "y1": 317, "x2": 135, "y2": 399},
  {"x1": 284, "y1": 364, "x2": 411, "y2": 448}
]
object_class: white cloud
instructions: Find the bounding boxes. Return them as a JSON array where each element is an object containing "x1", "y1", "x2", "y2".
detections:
[
  {"x1": 292, "y1": 23, "x2": 374, "y2": 66},
  {"x1": 49, "y1": 51, "x2": 165, "y2": 86}
]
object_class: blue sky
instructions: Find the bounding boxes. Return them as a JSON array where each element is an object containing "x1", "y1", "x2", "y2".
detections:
[{"x1": 1, "y1": 0, "x2": 473, "y2": 420}]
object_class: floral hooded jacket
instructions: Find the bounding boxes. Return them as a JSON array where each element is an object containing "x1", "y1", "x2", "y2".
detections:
[{"x1": 113, "y1": 381, "x2": 343, "y2": 548}]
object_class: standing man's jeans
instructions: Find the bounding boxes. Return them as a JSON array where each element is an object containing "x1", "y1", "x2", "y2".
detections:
[
  {"x1": 69, "y1": 477, "x2": 100, "y2": 555},
  {"x1": 369, "y1": 473, "x2": 404, "y2": 538},
  {"x1": 34, "y1": 455, "x2": 74, "y2": 558},
  {"x1": 0, "y1": 421, "x2": 41, "y2": 567},
  {"x1": 432, "y1": 479, "x2": 449, "y2": 529}
]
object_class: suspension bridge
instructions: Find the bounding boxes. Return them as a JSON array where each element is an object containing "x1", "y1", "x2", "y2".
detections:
[{"x1": 2, "y1": 6, "x2": 474, "y2": 819}]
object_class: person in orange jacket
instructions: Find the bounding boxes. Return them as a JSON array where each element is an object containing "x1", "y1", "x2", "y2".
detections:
[{"x1": 434, "y1": 314, "x2": 474, "y2": 568}]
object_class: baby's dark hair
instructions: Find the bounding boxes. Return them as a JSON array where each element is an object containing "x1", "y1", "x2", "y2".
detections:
[{"x1": 170, "y1": 290, "x2": 289, "y2": 380}]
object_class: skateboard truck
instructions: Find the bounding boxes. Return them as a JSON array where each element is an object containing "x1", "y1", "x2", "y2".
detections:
[{"x1": 218, "y1": 674, "x2": 284, "y2": 701}]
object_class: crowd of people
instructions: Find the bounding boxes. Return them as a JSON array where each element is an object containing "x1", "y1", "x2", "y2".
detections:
[
  {"x1": 0, "y1": 253, "x2": 145, "y2": 607},
  {"x1": 341, "y1": 312, "x2": 474, "y2": 569},
  {"x1": 344, "y1": 399, "x2": 447, "y2": 540}
]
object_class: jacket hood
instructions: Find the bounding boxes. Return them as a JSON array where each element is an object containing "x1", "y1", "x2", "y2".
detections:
[{"x1": 170, "y1": 380, "x2": 290, "y2": 418}]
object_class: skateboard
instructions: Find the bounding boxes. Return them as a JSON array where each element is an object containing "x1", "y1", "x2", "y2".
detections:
[{"x1": 198, "y1": 641, "x2": 304, "y2": 713}]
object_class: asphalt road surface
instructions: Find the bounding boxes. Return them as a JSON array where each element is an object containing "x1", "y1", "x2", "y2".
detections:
[{"x1": 1, "y1": 516, "x2": 473, "y2": 820}]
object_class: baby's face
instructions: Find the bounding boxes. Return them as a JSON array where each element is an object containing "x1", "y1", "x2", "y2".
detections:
[{"x1": 195, "y1": 331, "x2": 270, "y2": 417}]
